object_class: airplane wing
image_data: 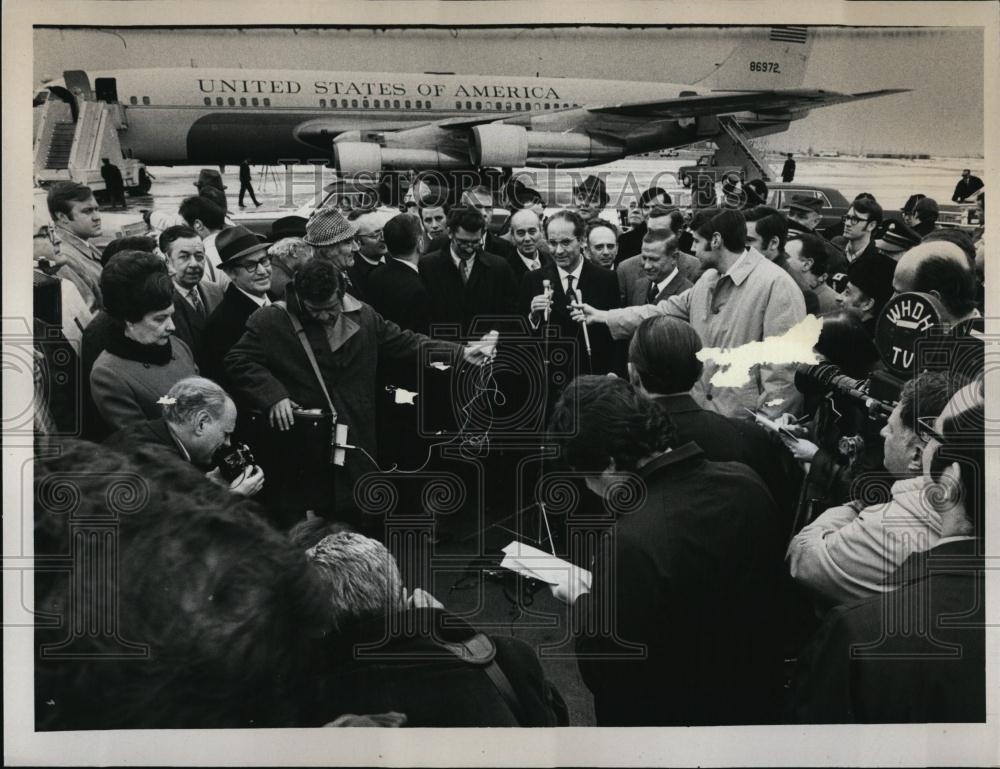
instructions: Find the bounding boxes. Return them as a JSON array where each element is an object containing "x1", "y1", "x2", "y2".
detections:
[{"x1": 586, "y1": 88, "x2": 910, "y2": 118}]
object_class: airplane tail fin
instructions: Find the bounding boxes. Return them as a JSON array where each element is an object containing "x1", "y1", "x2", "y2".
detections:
[{"x1": 699, "y1": 26, "x2": 813, "y2": 91}]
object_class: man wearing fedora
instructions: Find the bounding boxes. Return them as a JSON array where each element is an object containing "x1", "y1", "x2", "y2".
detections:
[
  {"x1": 267, "y1": 215, "x2": 311, "y2": 301},
  {"x1": 201, "y1": 226, "x2": 273, "y2": 386},
  {"x1": 302, "y1": 207, "x2": 364, "y2": 299}
]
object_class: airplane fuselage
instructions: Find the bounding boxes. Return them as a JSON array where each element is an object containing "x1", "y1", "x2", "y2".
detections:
[{"x1": 44, "y1": 68, "x2": 786, "y2": 166}]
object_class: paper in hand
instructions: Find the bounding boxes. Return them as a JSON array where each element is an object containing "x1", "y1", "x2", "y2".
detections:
[{"x1": 394, "y1": 388, "x2": 418, "y2": 405}]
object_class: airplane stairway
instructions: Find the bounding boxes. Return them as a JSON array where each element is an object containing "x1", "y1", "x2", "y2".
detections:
[
  {"x1": 716, "y1": 115, "x2": 774, "y2": 182},
  {"x1": 45, "y1": 122, "x2": 77, "y2": 170}
]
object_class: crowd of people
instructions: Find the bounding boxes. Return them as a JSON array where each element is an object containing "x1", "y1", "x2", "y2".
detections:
[{"x1": 31, "y1": 164, "x2": 987, "y2": 728}]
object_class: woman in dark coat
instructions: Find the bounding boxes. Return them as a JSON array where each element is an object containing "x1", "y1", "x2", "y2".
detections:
[{"x1": 90, "y1": 251, "x2": 198, "y2": 431}]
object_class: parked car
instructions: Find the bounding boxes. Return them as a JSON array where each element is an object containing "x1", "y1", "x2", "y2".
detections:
[{"x1": 678, "y1": 155, "x2": 745, "y2": 187}]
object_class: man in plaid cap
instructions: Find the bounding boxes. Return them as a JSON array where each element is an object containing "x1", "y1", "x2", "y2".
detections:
[{"x1": 303, "y1": 207, "x2": 362, "y2": 298}]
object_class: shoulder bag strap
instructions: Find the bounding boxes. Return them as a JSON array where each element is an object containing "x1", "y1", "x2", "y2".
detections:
[{"x1": 276, "y1": 302, "x2": 337, "y2": 418}]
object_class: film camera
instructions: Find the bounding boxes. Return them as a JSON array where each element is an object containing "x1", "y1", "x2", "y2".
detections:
[{"x1": 214, "y1": 442, "x2": 257, "y2": 482}]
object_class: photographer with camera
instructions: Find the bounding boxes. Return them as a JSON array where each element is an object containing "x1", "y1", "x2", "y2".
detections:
[{"x1": 104, "y1": 376, "x2": 264, "y2": 497}]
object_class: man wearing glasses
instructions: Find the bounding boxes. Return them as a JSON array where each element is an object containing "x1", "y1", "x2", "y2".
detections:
[
  {"x1": 201, "y1": 225, "x2": 274, "y2": 386},
  {"x1": 786, "y1": 371, "x2": 958, "y2": 609},
  {"x1": 838, "y1": 196, "x2": 882, "y2": 265},
  {"x1": 345, "y1": 210, "x2": 389, "y2": 302},
  {"x1": 419, "y1": 206, "x2": 518, "y2": 337}
]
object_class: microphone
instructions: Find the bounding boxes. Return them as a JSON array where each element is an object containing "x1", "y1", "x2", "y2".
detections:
[
  {"x1": 542, "y1": 279, "x2": 552, "y2": 322},
  {"x1": 578, "y1": 287, "x2": 593, "y2": 364}
]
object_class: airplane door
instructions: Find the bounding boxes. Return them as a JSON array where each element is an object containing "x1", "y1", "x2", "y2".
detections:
[
  {"x1": 62, "y1": 70, "x2": 93, "y2": 100},
  {"x1": 95, "y1": 77, "x2": 119, "y2": 103}
]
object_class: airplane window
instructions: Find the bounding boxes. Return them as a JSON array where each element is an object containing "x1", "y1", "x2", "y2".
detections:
[
  {"x1": 263, "y1": 98, "x2": 271, "y2": 106},
  {"x1": 543, "y1": 102, "x2": 550, "y2": 110},
  {"x1": 505, "y1": 102, "x2": 512, "y2": 111},
  {"x1": 534, "y1": 102, "x2": 541, "y2": 110},
  {"x1": 405, "y1": 100, "x2": 411, "y2": 108},
  {"x1": 352, "y1": 99, "x2": 359, "y2": 108},
  {"x1": 374, "y1": 99, "x2": 380, "y2": 108},
  {"x1": 240, "y1": 97, "x2": 247, "y2": 107},
  {"x1": 203, "y1": 97, "x2": 211, "y2": 106},
  {"x1": 216, "y1": 97, "x2": 224, "y2": 106},
  {"x1": 227, "y1": 97, "x2": 235, "y2": 106},
  {"x1": 456, "y1": 101, "x2": 462, "y2": 110},
  {"x1": 475, "y1": 101, "x2": 482, "y2": 110},
  {"x1": 466, "y1": 101, "x2": 472, "y2": 110},
  {"x1": 319, "y1": 98, "x2": 326, "y2": 107},
  {"x1": 130, "y1": 96, "x2": 138, "y2": 105},
  {"x1": 394, "y1": 100, "x2": 400, "y2": 108},
  {"x1": 342, "y1": 99, "x2": 349, "y2": 108},
  {"x1": 514, "y1": 102, "x2": 521, "y2": 110},
  {"x1": 142, "y1": 96, "x2": 151, "y2": 105},
  {"x1": 425, "y1": 101, "x2": 431, "y2": 109},
  {"x1": 496, "y1": 101, "x2": 502, "y2": 110},
  {"x1": 362, "y1": 99, "x2": 369, "y2": 108},
  {"x1": 252, "y1": 97, "x2": 259, "y2": 106}
]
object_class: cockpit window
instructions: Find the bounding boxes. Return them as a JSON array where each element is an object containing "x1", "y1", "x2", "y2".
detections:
[{"x1": 33, "y1": 90, "x2": 49, "y2": 107}]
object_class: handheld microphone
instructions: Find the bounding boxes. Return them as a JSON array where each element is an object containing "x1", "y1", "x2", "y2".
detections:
[
  {"x1": 578, "y1": 287, "x2": 593, "y2": 363},
  {"x1": 542, "y1": 279, "x2": 552, "y2": 322}
]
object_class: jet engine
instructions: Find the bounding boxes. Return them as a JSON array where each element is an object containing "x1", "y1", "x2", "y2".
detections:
[
  {"x1": 333, "y1": 142, "x2": 468, "y2": 175},
  {"x1": 472, "y1": 125, "x2": 624, "y2": 167}
]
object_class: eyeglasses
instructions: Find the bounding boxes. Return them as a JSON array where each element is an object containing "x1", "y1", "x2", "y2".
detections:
[
  {"x1": 237, "y1": 256, "x2": 272, "y2": 274},
  {"x1": 842, "y1": 214, "x2": 871, "y2": 225},
  {"x1": 356, "y1": 229, "x2": 384, "y2": 241},
  {"x1": 916, "y1": 415, "x2": 947, "y2": 445},
  {"x1": 453, "y1": 237, "x2": 482, "y2": 249}
]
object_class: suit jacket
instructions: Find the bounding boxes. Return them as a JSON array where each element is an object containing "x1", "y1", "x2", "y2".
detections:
[
  {"x1": 202, "y1": 284, "x2": 268, "y2": 386},
  {"x1": 793, "y1": 538, "x2": 985, "y2": 723},
  {"x1": 574, "y1": 444, "x2": 785, "y2": 725},
  {"x1": 617, "y1": 253, "x2": 701, "y2": 305},
  {"x1": 627, "y1": 268, "x2": 693, "y2": 307},
  {"x1": 615, "y1": 221, "x2": 646, "y2": 264},
  {"x1": 366, "y1": 259, "x2": 431, "y2": 335},
  {"x1": 520, "y1": 259, "x2": 621, "y2": 379},
  {"x1": 502, "y1": 248, "x2": 552, "y2": 283},
  {"x1": 345, "y1": 256, "x2": 382, "y2": 303},
  {"x1": 171, "y1": 281, "x2": 225, "y2": 366},
  {"x1": 419, "y1": 247, "x2": 518, "y2": 337}
]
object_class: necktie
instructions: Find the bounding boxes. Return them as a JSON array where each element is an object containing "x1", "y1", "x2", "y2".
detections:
[
  {"x1": 647, "y1": 281, "x2": 659, "y2": 304},
  {"x1": 342, "y1": 270, "x2": 356, "y2": 295},
  {"x1": 565, "y1": 274, "x2": 577, "y2": 303},
  {"x1": 529, "y1": 259, "x2": 541, "y2": 271},
  {"x1": 461, "y1": 257, "x2": 473, "y2": 284},
  {"x1": 188, "y1": 287, "x2": 204, "y2": 315}
]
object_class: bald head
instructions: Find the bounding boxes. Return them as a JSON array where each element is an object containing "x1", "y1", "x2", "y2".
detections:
[
  {"x1": 509, "y1": 208, "x2": 542, "y2": 258},
  {"x1": 893, "y1": 241, "x2": 978, "y2": 323},
  {"x1": 893, "y1": 241, "x2": 969, "y2": 294}
]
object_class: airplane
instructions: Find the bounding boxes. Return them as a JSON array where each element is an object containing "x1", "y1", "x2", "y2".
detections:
[{"x1": 36, "y1": 26, "x2": 908, "y2": 177}]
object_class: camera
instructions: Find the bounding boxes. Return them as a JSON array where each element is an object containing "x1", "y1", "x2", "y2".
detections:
[{"x1": 214, "y1": 442, "x2": 256, "y2": 482}]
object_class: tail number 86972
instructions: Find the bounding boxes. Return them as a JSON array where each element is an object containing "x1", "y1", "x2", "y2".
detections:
[{"x1": 749, "y1": 61, "x2": 781, "y2": 73}]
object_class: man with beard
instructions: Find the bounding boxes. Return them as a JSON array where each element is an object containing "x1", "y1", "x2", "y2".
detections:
[{"x1": 160, "y1": 225, "x2": 224, "y2": 362}]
